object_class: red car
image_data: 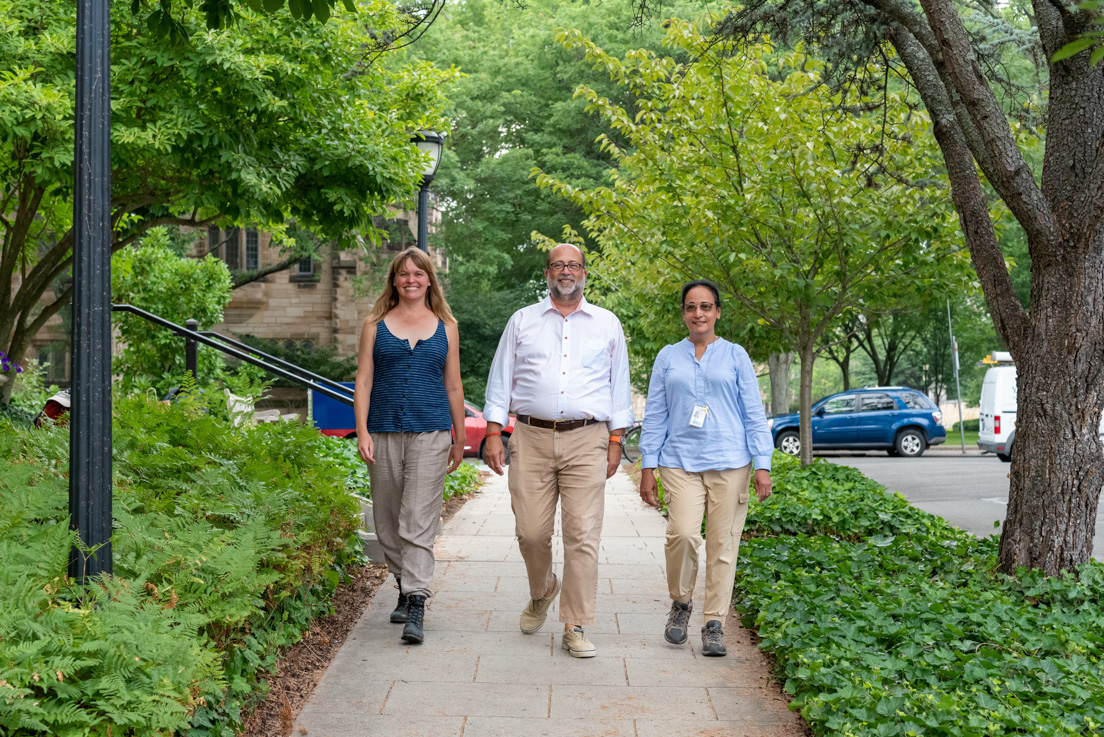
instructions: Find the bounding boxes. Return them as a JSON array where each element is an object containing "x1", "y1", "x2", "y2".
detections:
[{"x1": 463, "y1": 403, "x2": 516, "y2": 463}]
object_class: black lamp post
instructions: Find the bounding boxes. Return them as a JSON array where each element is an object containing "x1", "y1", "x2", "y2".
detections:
[
  {"x1": 70, "y1": 0, "x2": 113, "y2": 583},
  {"x1": 410, "y1": 131, "x2": 444, "y2": 252}
]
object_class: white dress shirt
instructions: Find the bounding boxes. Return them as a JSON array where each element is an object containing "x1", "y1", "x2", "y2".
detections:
[{"x1": 483, "y1": 296, "x2": 634, "y2": 431}]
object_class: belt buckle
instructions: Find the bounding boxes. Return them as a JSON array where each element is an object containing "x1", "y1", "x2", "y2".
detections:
[{"x1": 551, "y1": 418, "x2": 561, "y2": 432}]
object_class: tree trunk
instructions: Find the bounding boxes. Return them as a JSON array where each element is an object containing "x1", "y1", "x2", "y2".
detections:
[
  {"x1": 767, "y1": 351, "x2": 793, "y2": 415},
  {"x1": 998, "y1": 261, "x2": 1104, "y2": 574},
  {"x1": 797, "y1": 340, "x2": 816, "y2": 467}
]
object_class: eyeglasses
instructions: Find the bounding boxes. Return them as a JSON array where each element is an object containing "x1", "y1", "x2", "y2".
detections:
[
  {"x1": 683, "y1": 302, "x2": 716, "y2": 314},
  {"x1": 548, "y1": 261, "x2": 585, "y2": 273}
]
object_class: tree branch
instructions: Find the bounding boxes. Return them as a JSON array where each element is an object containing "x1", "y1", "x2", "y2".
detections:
[
  {"x1": 917, "y1": 0, "x2": 1058, "y2": 246},
  {"x1": 232, "y1": 253, "x2": 303, "y2": 288}
]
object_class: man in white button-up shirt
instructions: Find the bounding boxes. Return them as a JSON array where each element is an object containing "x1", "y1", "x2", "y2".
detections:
[{"x1": 483, "y1": 243, "x2": 634, "y2": 658}]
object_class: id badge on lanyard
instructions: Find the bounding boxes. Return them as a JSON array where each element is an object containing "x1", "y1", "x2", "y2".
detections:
[{"x1": 689, "y1": 405, "x2": 708, "y2": 428}]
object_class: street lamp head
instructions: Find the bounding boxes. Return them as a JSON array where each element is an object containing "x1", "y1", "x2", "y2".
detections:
[{"x1": 411, "y1": 130, "x2": 445, "y2": 182}]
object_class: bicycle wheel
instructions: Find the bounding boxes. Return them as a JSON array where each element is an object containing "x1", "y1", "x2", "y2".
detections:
[{"x1": 622, "y1": 426, "x2": 642, "y2": 463}]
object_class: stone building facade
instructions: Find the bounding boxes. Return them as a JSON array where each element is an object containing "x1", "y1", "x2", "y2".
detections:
[{"x1": 204, "y1": 207, "x2": 439, "y2": 359}]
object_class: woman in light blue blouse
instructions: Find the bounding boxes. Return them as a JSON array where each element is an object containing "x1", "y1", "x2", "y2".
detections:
[{"x1": 638, "y1": 279, "x2": 773, "y2": 657}]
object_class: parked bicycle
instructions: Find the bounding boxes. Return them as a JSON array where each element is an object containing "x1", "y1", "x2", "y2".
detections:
[{"x1": 621, "y1": 421, "x2": 643, "y2": 463}]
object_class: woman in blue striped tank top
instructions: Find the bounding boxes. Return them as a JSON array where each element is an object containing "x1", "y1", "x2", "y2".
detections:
[{"x1": 354, "y1": 247, "x2": 466, "y2": 645}]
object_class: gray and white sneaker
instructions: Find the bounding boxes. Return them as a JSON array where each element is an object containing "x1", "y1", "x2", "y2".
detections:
[
  {"x1": 701, "y1": 619, "x2": 727, "y2": 657},
  {"x1": 664, "y1": 600, "x2": 693, "y2": 645}
]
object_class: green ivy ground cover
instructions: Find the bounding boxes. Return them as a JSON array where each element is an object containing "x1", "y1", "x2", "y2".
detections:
[
  {"x1": 0, "y1": 394, "x2": 479, "y2": 736},
  {"x1": 737, "y1": 454, "x2": 1104, "y2": 737}
]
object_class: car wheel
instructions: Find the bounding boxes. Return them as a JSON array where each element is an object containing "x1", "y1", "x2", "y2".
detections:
[
  {"x1": 776, "y1": 430, "x2": 800, "y2": 456},
  {"x1": 895, "y1": 428, "x2": 926, "y2": 458},
  {"x1": 998, "y1": 452, "x2": 1011, "y2": 463}
]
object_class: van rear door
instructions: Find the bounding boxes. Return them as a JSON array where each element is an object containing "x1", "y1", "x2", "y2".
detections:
[{"x1": 979, "y1": 372, "x2": 997, "y2": 442}]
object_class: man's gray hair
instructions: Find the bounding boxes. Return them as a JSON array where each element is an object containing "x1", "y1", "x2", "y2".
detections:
[{"x1": 546, "y1": 244, "x2": 587, "y2": 269}]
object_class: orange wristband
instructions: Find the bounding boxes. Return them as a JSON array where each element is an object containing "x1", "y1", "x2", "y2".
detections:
[
  {"x1": 485, "y1": 432, "x2": 502, "y2": 437},
  {"x1": 609, "y1": 435, "x2": 623, "y2": 444}
]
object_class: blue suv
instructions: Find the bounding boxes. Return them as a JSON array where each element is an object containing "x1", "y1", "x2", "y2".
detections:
[{"x1": 769, "y1": 387, "x2": 947, "y2": 458}]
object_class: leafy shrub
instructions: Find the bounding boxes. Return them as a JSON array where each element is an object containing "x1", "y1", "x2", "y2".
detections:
[
  {"x1": 6, "y1": 358, "x2": 58, "y2": 420},
  {"x1": 0, "y1": 393, "x2": 362, "y2": 736},
  {"x1": 736, "y1": 454, "x2": 1104, "y2": 737},
  {"x1": 111, "y1": 229, "x2": 234, "y2": 395},
  {"x1": 950, "y1": 418, "x2": 980, "y2": 432}
]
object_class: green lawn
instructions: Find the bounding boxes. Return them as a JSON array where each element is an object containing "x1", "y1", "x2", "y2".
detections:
[{"x1": 942, "y1": 429, "x2": 979, "y2": 448}]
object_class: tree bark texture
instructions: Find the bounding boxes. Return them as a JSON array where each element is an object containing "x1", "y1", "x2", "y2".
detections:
[
  {"x1": 870, "y1": 0, "x2": 1104, "y2": 573},
  {"x1": 767, "y1": 351, "x2": 794, "y2": 415}
]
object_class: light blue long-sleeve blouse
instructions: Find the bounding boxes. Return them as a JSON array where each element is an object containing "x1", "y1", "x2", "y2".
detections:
[{"x1": 639, "y1": 338, "x2": 773, "y2": 473}]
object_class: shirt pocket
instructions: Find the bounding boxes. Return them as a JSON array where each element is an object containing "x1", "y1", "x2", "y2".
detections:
[{"x1": 581, "y1": 338, "x2": 610, "y2": 370}]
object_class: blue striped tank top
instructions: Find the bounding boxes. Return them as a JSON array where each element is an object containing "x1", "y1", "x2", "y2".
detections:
[{"x1": 366, "y1": 318, "x2": 453, "y2": 433}]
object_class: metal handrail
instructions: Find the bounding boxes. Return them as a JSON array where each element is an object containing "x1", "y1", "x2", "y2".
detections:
[
  {"x1": 110, "y1": 304, "x2": 353, "y2": 406},
  {"x1": 199, "y1": 331, "x2": 353, "y2": 397}
]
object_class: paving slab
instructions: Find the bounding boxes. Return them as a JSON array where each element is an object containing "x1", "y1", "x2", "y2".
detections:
[{"x1": 295, "y1": 465, "x2": 804, "y2": 736}]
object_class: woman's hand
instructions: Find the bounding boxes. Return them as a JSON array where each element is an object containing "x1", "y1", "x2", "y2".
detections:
[
  {"x1": 357, "y1": 434, "x2": 375, "y2": 465},
  {"x1": 753, "y1": 469, "x2": 772, "y2": 502},
  {"x1": 447, "y1": 442, "x2": 464, "y2": 474},
  {"x1": 639, "y1": 468, "x2": 660, "y2": 508}
]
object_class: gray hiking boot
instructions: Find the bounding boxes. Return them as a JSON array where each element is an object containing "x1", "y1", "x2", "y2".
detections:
[
  {"x1": 664, "y1": 599, "x2": 693, "y2": 645},
  {"x1": 701, "y1": 619, "x2": 726, "y2": 657}
]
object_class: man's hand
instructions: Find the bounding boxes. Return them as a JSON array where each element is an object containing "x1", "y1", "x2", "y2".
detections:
[
  {"x1": 357, "y1": 434, "x2": 375, "y2": 465},
  {"x1": 752, "y1": 469, "x2": 772, "y2": 502},
  {"x1": 606, "y1": 441, "x2": 622, "y2": 479},
  {"x1": 639, "y1": 468, "x2": 660, "y2": 507},
  {"x1": 484, "y1": 433, "x2": 506, "y2": 476},
  {"x1": 447, "y1": 442, "x2": 464, "y2": 474}
]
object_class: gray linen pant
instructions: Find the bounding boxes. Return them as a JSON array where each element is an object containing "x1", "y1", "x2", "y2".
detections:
[{"x1": 368, "y1": 431, "x2": 452, "y2": 597}]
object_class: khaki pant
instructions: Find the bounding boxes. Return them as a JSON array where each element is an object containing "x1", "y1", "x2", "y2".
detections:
[
  {"x1": 368, "y1": 431, "x2": 452, "y2": 598},
  {"x1": 660, "y1": 464, "x2": 751, "y2": 620},
  {"x1": 508, "y1": 421, "x2": 608, "y2": 627}
]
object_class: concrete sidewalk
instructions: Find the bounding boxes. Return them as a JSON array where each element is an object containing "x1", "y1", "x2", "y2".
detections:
[{"x1": 296, "y1": 469, "x2": 805, "y2": 737}]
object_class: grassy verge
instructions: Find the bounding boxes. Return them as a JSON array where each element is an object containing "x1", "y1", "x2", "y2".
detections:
[
  {"x1": 737, "y1": 453, "x2": 1104, "y2": 737},
  {"x1": 0, "y1": 393, "x2": 479, "y2": 736}
]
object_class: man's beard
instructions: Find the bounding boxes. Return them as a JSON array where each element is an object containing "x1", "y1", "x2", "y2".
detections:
[{"x1": 547, "y1": 273, "x2": 585, "y2": 300}]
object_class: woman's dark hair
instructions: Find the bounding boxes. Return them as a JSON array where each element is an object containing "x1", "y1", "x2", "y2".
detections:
[{"x1": 681, "y1": 279, "x2": 721, "y2": 308}]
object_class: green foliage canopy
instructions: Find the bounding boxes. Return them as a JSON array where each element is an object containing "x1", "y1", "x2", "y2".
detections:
[
  {"x1": 405, "y1": 0, "x2": 704, "y2": 399},
  {"x1": 0, "y1": 0, "x2": 454, "y2": 394},
  {"x1": 537, "y1": 24, "x2": 973, "y2": 460}
]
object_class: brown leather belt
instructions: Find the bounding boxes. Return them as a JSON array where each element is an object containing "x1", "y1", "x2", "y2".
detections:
[{"x1": 516, "y1": 414, "x2": 601, "y2": 432}]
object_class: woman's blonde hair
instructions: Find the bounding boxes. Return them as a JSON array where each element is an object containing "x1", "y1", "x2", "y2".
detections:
[{"x1": 366, "y1": 247, "x2": 456, "y2": 325}]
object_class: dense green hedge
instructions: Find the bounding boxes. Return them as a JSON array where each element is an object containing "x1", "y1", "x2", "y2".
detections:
[
  {"x1": 0, "y1": 394, "x2": 477, "y2": 736},
  {"x1": 950, "y1": 418, "x2": 980, "y2": 432},
  {"x1": 737, "y1": 454, "x2": 1104, "y2": 737}
]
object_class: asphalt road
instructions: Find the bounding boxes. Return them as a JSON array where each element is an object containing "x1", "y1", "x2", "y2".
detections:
[{"x1": 822, "y1": 452, "x2": 1104, "y2": 561}]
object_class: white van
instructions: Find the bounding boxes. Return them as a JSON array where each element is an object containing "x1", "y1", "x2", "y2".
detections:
[
  {"x1": 978, "y1": 362, "x2": 1017, "y2": 462},
  {"x1": 978, "y1": 352, "x2": 1104, "y2": 462}
]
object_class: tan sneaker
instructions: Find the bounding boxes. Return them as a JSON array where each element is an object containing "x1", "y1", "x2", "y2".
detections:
[
  {"x1": 519, "y1": 574, "x2": 561, "y2": 634},
  {"x1": 561, "y1": 627, "x2": 596, "y2": 658}
]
